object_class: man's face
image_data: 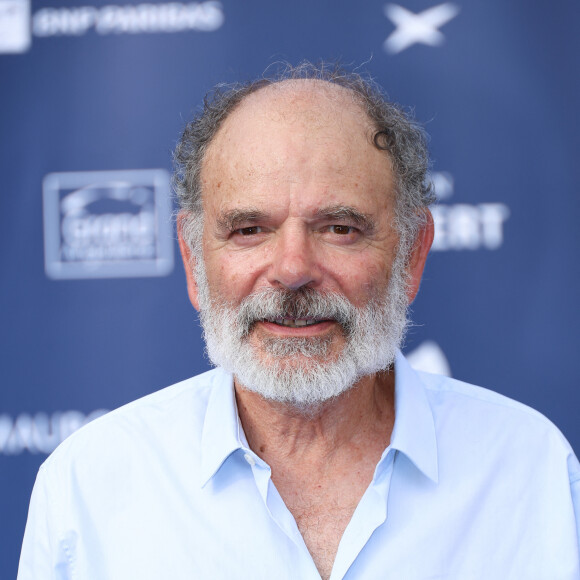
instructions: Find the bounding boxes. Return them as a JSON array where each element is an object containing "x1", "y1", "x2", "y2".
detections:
[{"x1": 182, "y1": 82, "x2": 422, "y2": 407}]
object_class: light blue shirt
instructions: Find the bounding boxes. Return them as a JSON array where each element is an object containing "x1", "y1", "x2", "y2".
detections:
[{"x1": 18, "y1": 353, "x2": 580, "y2": 579}]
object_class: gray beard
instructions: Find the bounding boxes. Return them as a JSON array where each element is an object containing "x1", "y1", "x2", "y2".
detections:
[{"x1": 194, "y1": 252, "x2": 409, "y2": 410}]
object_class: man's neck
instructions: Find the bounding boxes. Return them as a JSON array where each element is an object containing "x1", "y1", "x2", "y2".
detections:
[{"x1": 234, "y1": 369, "x2": 396, "y2": 469}]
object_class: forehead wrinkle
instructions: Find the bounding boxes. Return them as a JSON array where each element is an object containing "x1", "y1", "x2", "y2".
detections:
[{"x1": 201, "y1": 80, "x2": 396, "y2": 219}]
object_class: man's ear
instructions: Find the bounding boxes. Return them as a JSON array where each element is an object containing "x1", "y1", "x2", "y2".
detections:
[
  {"x1": 405, "y1": 210, "x2": 434, "y2": 304},
  {"x1": 177, "y1": 214, "x2": 201, "y2": 312}
]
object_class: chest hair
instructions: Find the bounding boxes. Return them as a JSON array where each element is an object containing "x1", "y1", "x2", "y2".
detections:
[{"x1": 274, "y1": 470, "x2": 371, "y2": 580}]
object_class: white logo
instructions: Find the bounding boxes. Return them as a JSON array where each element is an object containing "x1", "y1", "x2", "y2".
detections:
[
  {"x1": 407, "y1": 341, "x2": 451, "y2": 376},
  {"x1": 43, "y1": 169, "x2": 174, "y2": 280},
  {"x1": 33, "y1": 0, "x2": 224, "y2": 37},
  {"x1": 0, "y1": 0, "x2": 31, "y2": 53},
  {"x1": 0, "y1": 409, "x2": 108, "y2": 455},
  {"x1": 0, "y1": 0, "x2": 222, "y2": 52},
  {"x1": 383, "y1": 3, "x2": 460, "y2": 54},
  {"x1": 429, "y1": 171, "x2": 510, "y2": 251},
  {"x1": 431, "y1": 203, "x2": 510, "y2": 251}
]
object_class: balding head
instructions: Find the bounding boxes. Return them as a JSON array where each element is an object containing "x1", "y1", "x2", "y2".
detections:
[
  {"x1": 174, "y1": 62, "x2": 434, "y2": 261},
  {"x1": 201, "y1": 80, "x2": 390, "y2": 214}
]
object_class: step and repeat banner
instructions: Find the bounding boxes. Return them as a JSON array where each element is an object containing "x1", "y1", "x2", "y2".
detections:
[{"x1": 1, "y1": 0, "x2": 579, "y2": 575}]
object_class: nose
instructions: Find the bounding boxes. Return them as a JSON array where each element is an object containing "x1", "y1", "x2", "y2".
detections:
[{"x1": 268, "y1": 226, "x2": 320, "y2": 291}]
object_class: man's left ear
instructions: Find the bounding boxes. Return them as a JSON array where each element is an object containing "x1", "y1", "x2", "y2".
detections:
[
  {"x1": 177, "y1": 213, "x2": 201, "y2": 312},
  {"x1": 406, "y1": 210, "x2": 434, "y2": 304}
]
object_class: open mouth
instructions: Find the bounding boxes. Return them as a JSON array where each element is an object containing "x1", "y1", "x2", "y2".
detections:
[{"x1": 266, "y1": 318, "x2": 330, "y2": 328}]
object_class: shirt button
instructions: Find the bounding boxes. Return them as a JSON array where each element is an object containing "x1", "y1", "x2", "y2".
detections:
[{"x1": 244, "y1": 453, "x2": 256, "y2": 466}]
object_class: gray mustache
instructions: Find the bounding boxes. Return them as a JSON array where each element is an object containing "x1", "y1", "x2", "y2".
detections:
[{"x1": 234, "y1": 287, "x2": 357, "y2": 336}]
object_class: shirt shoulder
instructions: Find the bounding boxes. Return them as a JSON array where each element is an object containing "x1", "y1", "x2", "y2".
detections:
[
  {"x1": 415, "y1": 370, "x2": 580, "y2": 479},
  {"x1": 417, "y1": 369, "x2": 549, "y2": 417},
  {"x1": 41, "y1": 367, "x2": 231, "y2": 472}
]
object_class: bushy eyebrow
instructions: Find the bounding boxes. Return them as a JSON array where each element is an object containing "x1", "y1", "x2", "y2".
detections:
[
  {"x1": 215, "y1": 204, "x2": 377, "y2": 234},
  {"x1": 315, "y1": 205, "x2": 377, "y2": 233},
  {"x1": 216, "y1": 208, "x2": 269, "y2": 231}
]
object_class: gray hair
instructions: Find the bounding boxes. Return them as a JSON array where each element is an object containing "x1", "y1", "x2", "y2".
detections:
[{"x1": 174, "y1": 61, "x2": 435, "y2": 261}]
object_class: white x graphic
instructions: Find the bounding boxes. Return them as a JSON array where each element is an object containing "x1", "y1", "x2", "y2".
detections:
[{"x1": 383, "y1": 3, "x2": 460, "y2": 54}]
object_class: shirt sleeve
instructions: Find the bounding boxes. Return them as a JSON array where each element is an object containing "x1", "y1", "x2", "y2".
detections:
[
  {"x1": 571, "y1": 476, "x2": 580, "y2": 555},
  {"x1": 568, "y1": 451, "x2": 580, "y2": 561},
  {"x1": 17, "y1": 463, "x2": 76, "y2": 580},
  {"x1": 18, "y1": 465, "x2": 54, "y2": 579}
]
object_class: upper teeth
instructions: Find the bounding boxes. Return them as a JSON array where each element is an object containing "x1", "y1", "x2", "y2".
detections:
[{"x1": 272, "y1": 318, "x2": 321, "y2": 328}]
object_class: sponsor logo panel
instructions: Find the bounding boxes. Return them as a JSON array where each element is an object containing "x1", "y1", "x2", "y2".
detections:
[{"x1": 43, "y1": 169, "x2": 174, "y2": 280}]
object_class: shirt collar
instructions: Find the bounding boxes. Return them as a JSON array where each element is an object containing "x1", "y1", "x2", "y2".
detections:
[
  {"x1": 199, "y1": 353, "x2": 439, "y2": 486},
  {"x1": 390, "y1": 351, "x2": 439, "y2": 483},
  {"x1": 200, "y1": 368, "x2": 245, "y2": 487}
]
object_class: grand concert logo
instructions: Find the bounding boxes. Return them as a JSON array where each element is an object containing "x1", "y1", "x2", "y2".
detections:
[
  {"x1": 43, "y1": 169, "x2": 174, "y2": 279},
  {"x1": 430, "y1": 171, "x2": 510, "y2": 251}
]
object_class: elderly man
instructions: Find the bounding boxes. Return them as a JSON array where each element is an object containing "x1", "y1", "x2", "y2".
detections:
[{"x1": 19, "y1": 65, "x2": 579, "y2": 580}]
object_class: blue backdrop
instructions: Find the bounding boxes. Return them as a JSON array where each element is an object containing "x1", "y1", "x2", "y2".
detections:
[{"x1": 2, "y1": 0, "x2": 579, "y2": 576}]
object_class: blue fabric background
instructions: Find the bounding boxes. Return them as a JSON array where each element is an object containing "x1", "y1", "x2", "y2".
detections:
[{"x1": 1, "y1": 0, "x2": 579, "y2": 575}]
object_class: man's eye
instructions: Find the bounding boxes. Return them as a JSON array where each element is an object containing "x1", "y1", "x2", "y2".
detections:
[
  {"x1": 330, "y1": 225, "x2": 355, "y2": 235},
  {"x1": 235, "y1": 226, "x2": 262, "y2": 236}
]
